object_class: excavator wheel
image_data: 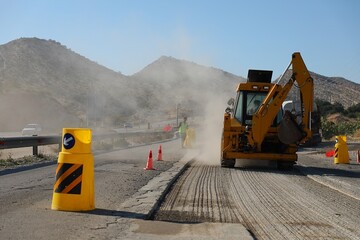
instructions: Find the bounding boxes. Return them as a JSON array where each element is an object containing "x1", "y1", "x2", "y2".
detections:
[
  {"x1": 221, "y1": 158, "x2": 236, "y2": 168},
  {"x1": 277, "y1": 161, "x2": 294, "y2": 170}
]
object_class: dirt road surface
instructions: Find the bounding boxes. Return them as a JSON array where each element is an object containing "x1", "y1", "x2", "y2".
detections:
[{"x1": 154, "y1": 150, "x2": 360, "y2": 239}]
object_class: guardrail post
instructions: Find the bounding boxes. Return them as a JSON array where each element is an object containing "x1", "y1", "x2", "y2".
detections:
[{"x1": 33, "y1": 145, "x2": 38, "y2": 156}]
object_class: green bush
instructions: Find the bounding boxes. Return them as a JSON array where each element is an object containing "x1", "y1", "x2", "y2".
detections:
[
  {"x1": 316, "y1": 99, "x2": 360, "y2": 118},
  {"x1": 321, "y1": 118, "x2": 360, "y2": 140}
]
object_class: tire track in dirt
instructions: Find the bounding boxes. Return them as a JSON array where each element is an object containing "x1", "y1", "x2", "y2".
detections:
[{"x1": 154, "y1": 161, "x2": 360, "y2": 240}]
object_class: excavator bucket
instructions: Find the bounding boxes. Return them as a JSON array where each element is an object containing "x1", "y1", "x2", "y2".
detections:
[{"x1": 278, "y1": 111, "x2": 303, "y2": 144}]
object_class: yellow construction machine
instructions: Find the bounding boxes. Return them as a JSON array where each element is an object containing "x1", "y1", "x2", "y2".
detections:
[{"x1": 220, "y1": 52, "x2": 314, "y2": 169}]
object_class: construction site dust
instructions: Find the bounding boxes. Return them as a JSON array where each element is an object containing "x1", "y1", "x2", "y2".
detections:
[
  {"x1": 0, "y1": 38, "x2": 242, "y2": 136},
  {"x1": 195, "y1": 95, "x2": 229, "y2": 166},
  {"x1": 0, "y1": 92, "x2": 80, "y2": 132}
]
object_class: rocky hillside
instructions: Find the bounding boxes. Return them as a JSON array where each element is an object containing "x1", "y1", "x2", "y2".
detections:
[
  {"x1": 0, "y1": 38, "x2": 243, "y2": 131},
  {"x1": 0, "y1": 38, "x2": 138, "y2": 130},
  {"x1": 311, "y1": 73, "x2": 360, "y2": 108},
  {"x1": 0, "y1": 37, "x2": 359, "y2": 131},
  {"x1": 278, "y1": 70, "x2": 360, "y2": 109}
]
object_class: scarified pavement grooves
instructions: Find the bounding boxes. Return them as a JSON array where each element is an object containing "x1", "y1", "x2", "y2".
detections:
[{"x1": 154, "y1": 162, "x2": 360, "y2": 240}]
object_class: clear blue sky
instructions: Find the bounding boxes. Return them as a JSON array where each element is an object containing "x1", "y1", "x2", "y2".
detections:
[{"x1": 1, "y1": 0, "x2": 360, "y2": 83}]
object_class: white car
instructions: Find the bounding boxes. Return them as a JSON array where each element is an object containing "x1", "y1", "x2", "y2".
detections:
[
  {"x1": 123, "y1": 123, "x2": 133, "y2": 128},
  {"x1": 22, "y1": 124, "x2": 42, "y2": 136}
]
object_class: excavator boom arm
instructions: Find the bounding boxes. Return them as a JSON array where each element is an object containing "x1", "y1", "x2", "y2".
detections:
[
  {"x1": 250, "y1": 52, "x2": 314, "y2": 150},
  {"x1": 291, "y1": 53, "x2": 314, "y2": 136}
]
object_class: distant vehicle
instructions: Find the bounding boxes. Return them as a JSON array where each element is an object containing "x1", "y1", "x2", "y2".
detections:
[
  {"x1": 22, "y1": 124, "x2": 42, "y2": 136},
  {"x1": 123, "y1": 123, "x2": 133, "y2": 128}
]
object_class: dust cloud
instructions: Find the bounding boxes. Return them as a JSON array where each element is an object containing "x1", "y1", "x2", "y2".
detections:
[
  {"x1": 143, "y1": 59, "x2": 238, "y2": 167},
  {"x1": 0, "y1": 92, "x2": 80, "y2": 133},
  {"x1": 195, "y1": 94, "x2": 231, "y2": 166}
]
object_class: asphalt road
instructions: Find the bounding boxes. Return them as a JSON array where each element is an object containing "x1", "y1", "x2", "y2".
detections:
[
  {"x1": 0, "y1": 140, "x2": 186, "y2": 239},
  {"x1": 1, "y1": 140, "x2": 359, "y2": 239}
]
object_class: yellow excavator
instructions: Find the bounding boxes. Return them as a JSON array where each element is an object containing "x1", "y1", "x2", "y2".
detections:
[{"x1": 220, "y1": 52, "x2": 314, "y2": 169}]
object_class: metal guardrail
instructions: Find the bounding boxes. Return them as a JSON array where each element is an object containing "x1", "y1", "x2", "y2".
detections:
[
  {"x1": 0, "y1": 130, "x2": 172, "y2": 156},
  {"x1": 0, "y1": 135, "x2": 61, "y2": 155}
]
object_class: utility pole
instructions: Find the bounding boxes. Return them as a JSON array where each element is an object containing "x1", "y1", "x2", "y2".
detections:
[{"x1": 176, "y1": 103, "x2": 180, "y2": 126}]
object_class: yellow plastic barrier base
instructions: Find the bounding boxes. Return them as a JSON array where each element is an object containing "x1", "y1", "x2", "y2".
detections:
[
  {"x1": 51, "y1": 152, "x2": 95, "y2": 211},
  {"x1": 334, "y1": 135, "x2": 350, "y2": 164}
]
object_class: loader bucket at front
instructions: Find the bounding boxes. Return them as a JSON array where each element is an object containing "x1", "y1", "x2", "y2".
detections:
[{"x1": 278, "y1": 111, "x2": 303, "y2": 144}]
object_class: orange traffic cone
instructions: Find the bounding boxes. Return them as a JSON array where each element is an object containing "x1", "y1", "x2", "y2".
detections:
[
  {"x1": 157, "y1": 145, "x2": 163, "y2": 161},
  {"x1": 144, "y1": 150, "x2": 155, "y2": 170},
  {"x1": 357, "y1": 150, "x2": 360, "y2": 164}
]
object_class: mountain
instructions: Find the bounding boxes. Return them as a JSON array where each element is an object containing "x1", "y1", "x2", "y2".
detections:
[
  {"x1": 311, "y1": 73, "x2": 360, "y2": 108},
  {"x1": 278, "y1": 70, "x2": 360, "y2": 108},
  {"x1": 0, "y1": 37, "x2": 359, "y2": 131},
  {"x1": 0, "y1": 38, "x2": 138, "y2": 131}
]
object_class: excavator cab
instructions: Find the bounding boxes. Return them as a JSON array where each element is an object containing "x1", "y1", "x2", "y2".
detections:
[
  {"x1": 233, "y1": 70, "x2": 283, "y2": 127},
  {"x1": 234, "y1": 91, "x2": 283, "y2": 126}
]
